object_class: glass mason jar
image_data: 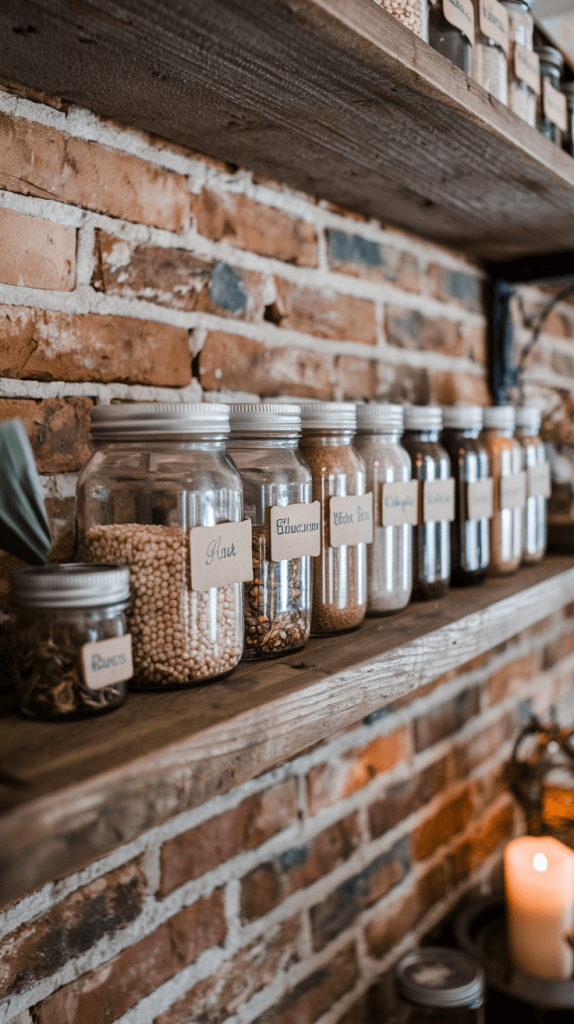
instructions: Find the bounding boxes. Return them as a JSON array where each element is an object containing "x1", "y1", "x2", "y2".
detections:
[
  {"x1": 76, "y1": 404, "x2": 244, "y2": 688},
  {"x1": 227, "y1": 404, "x2": 312, "y2": 659},
  {"x1": 394, "y1": 947, "x2": 485, "y2": 1023},
  {"x1": 535, "y1": 46, "x2": 565, "y2": 145},
  {"x1": 402, "y1": 406, "x2": 452, "y2": 601},
  {"x1": 472, "y1": 0, "x2": 509, "y2": 104},
  {"x1": 515, "y1": 405, "x2": 548, "y2": 565},
  {"x1": 299, "y1": 403, "x2": 367, "y2": 635},
  {"x1": 10, "y1": 563, "x2": 131, "y2": 720},
  {"x1": 502, "y1": 0, "x2": 536, "y2": 125},
  {"x1": 429, "y1": 0, "x2": 473, "y2": 74},
  {"x1": 442, "y1": 405, "x2": 490, "y2": 586},
  {"x1": 562, "y1": 82, "x2": 574, "y2": 156},
  {"x1": 374, "y1": 0, "x2": 429, "y2": 41},
  {"x1": 481, "y1": 405, "x2": 524, "y2": 575},
  {"x1": 354, "y1": 403, "x2": 413, "y2": 615}
]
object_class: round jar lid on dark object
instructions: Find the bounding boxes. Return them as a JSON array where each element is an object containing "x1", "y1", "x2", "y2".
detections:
[
  {"x1": 10, "y1": 563, "x2": 130, "y2": 608},
  {"x1": 395, "y1": 947, "x2": 485, "y2": 1010}
]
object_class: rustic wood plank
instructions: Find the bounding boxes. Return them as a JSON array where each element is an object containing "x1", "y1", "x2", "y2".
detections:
[
  {"x1": 1, "y1": 0, "x2": 574, "y2": 259},
  {"x1": 0, "y1": 557, "x2": 573, "y2": 904}
]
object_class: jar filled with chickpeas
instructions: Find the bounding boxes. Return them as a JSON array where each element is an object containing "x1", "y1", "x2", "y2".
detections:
[
  {"x1": 372, "y1": 0, "x2": 429, "y2": 40},
  {"x1": 76, "y1": 404, "x2": 247, "y2": 688}
]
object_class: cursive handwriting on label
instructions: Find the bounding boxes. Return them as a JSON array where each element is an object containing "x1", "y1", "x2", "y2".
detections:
[
  {"x1": 81, "y1": 634, "x2": 133, "y2": 690},
  {"x1": 514, "y1": 43, "x2": 540, "y2": 94},
  {"x1": 189, "y1": 519, "x2": 253, "y2": 592},
  {"x1": 270, "y1": 501, "x2": 321, "y2": 560},
  {"x1": 329, "y1": 493, "x2": 374, "y2": 548},
  {"x1": 381, "y1": 480, "x2": 418, "y2": 527},
  {"x1": 443, "y1": 0, "x2": 475, "y2": 45},
  {"x1": 479, "y1": 0, "x2": 509, "y2": 54}
]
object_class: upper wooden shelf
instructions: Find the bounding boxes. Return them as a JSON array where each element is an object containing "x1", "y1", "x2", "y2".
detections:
[
  {"x1": 2, "y1": 0, "x2": 574, "y2": 261},
  {"x1": 1, "y1": 556, "x2": 574, "y2": 905}
]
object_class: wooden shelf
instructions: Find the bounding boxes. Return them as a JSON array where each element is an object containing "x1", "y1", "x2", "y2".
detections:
[
  {"x1": 3, "y1": 0, "x2": 574, "y2": 260},
  {"x1": 1, "y1": 556, "x2": 574, "y2": 904}
]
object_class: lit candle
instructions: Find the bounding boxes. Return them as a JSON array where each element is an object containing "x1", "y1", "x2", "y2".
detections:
[{"x1": 504, "y1": 835, "x2": 574, "y2": 979}]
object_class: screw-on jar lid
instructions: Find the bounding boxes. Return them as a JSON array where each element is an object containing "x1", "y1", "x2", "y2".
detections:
[
  {"x1": 403, "y1": 406, "x2": 443, "y2": 432},
  {"x1": 90, "y1": 403, "x2": 230, "y2": 441},
  {"x1": 299, "y1": 402, "x2": 357, "y2": 431},
  {"x1": 10, "y1": 563, "x2": 130, "y2": 609},
  {"x1": 228, "y1": 403, "x2": 301, "y2": 433},
  {"x1": 395, "y1": 947, "x2": 485, "y2": 1011},
  {"x1": 534, "y1": 46, "x2": 564, "y2": 71},
  {"x1": 482, "y1": 405, "x2": 516, "y2": 430},
  {"x1": 442, "y1": 405, "x2": 484, "y2": 431},
  {"x1": 355, "y1": 403, "x2": 404, "y2": 433},
  {"x1": 515, "y1": 405, "x2": 542, "y2": 434}
]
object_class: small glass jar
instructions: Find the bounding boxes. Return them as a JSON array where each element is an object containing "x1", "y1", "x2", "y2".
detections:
[
  {"x1": 429, "y1": 0, "x2": 473, "y2": 74},
  {"x1": 562, "y1": 82, "x2": 574, "y2": 156},
  {"x1": 536, "y1": 46, "x2": 565, "y2": 145},
  {"x1": 472, "y1": 0, "x2": 509, "y2": 104},
  {"x1": 481, "y1": 405, "x2": 524, "y2": 575},
  {"x1": 442, "y1": 405, "x2": 490, "y2": 586},
  {"x1": 394, "y1": 947, "x2": 485, "y2": 1023},
  {"x1": 354, "y1": 403, "x2": 413, "y2": 615},
  {"x1": 516, "y1": 405, "x2": 547, "y2": 565},
  {"x1": 76, "y1": 404, "x2": 244, "y2": 688},
  {"x1": 227, "y1": 404, "x2": 312, "y2": 658},
  {"x1": 402, "y1": 406, "x2": 452, "y2": 601},
  {"x1": 299, "y1": 403, "x2": 367, "y2": 635},
  {"x1": 10, "y1": 563, "x2": 131, "y2": 720},
  {"x1": 373, "y1": 0, "x2": 429, "y2": 40},
  {"x1": 502, "y1": 0, "x2": 536, "y2": 125}
]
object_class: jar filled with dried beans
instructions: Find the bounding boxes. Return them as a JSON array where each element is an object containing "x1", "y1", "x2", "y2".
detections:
[
  {"x1": 354, "y1": 403, "x2": 413, "y2": 615},
  {"x1": 441, "y1": 405, "x2": 491, "y2": 586},
  {"x1": 227, "y1": 404, "x2": 314, "y2": 659},
  {"x1": 77, "y1": 404, "x2": 247, "y2": 688},
  {"x1": 402, "y1": 406, "x2": 454, "y2": 601},
  {"x1": 372, "y1": 0, "x2": 428, "y2": 40},
  {"x1": 515, "y1": 405, "x2": 549, "y2": 565},
  {"x1": 481, "y1": 405, "x2": 525, "y2": 575},
  {"x1": 299, "y1": 403, "x2": 369, "y2": 635}
]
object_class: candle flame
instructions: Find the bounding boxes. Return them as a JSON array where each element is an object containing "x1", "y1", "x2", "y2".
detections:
[{"x1": 533, "y1": 853, "x2": 548, "y2": 872}]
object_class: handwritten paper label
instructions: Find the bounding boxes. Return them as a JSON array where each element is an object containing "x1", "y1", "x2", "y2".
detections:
[
  {"x1": 500, "y1": 471, "x2": 527, "y2": 510},
  {"x1": 381, "y1": 480, "x2": 419, "y2": 527},
  {"x1": 81, "y1": 634, "x2": 133, "y2": 691},
  {"x1": 479, "y1": 0, "x2": 509, "y2": 54},
  {"x1": 189, "y1": 519, "x2": 253, "y2": 592},
  {"x1": 329, "y1": 493, "x2": 374, "y2": 548},
  {"x1": 443, "y1": 0, "x2": 475, "y2": 45},
  {"x1": 270, "y1": 501, "x2": 321, "y2": 561},
  {"x1": 423, "y1": 478, "x2": 455, "y2": 523},
  {"x1": 514, "y1": 43, "x2": 540, "y2": 94},
  {"x1": 527, "y1": 462, "x2": 551, "y2": 498},
  {"x1": 467, "y1": 478, "x2": 494, "y2": 521},
  {"x1": 543, "y1": 78, "x2": 567, "y2": 131}
]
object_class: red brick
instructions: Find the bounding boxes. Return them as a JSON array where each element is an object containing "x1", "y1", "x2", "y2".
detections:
[
  {"x1": 271, "y1": 277, "x2": 376, "y2": 344},
  {"x1": 154, "y1": 916, "x2": 301, "y2": 1024},
  {"x1": 414, "y1": 687, "x2": 480, "y2": 753},
  {"x1": 158, "y1": 779, "x2": 298, "y2": 897},
  {"x1": 252, "y1": 944, "x2": 358, "y2": 1024},
  {"x1": 454, "y1": 712, "x2": 514, "y2": 777},
  {"x1": 0, "y1": 207, "x2": 76, "y2": 291},
  {"x1": 427, "y1": 266, "x2": 483, "y2": 312},
  {"x1": 192, "y1": 190, "x2": 317, "y2": 266},
  {"x1": 368, "y1": 756, "x2": 451, "y2": 840},
  {"x1": 386, "y1": 306, "x2": 462, "y2": 354},
  {"x1": 198, "y1": 331, "x2": 334, "y2": 398},
  {"x1": 0, "y1": 305, "x2": 190, "y2": 387},
  {"x1": 34, "y1": 890, "x2": 226, "y2": 1024},
  {"x1": 412, "y1": 787, "x2": 476, "y2": 860},
  {"x1": 450, "y1": 799, "x2": 514, "y2": 884},
  {"x1": 487, "y1": 652, "x2": 543, "y2": 705},
  {"x1": 365, "y1": 860, "x2": 448, "y2": 959},
  {"x1": 307, "y1": 729, "x2": 408, "y2": 815},
  {"x1": 335, "y1": 356, "x2": 377, "y2": 401},
  {"x1": 0, "y1": 113, "x2": 190, "y2": 231},
  {"x1": 544, "y1": 629, "x2": 574, "y2": 669},
  {"x1": 327, "y1": 230, "x2": 419, "y2": 291},
  {"x1": 0, "y1": 397, "x2": 93, "y2": 473},
  {"x1": 429, "y1": 371, "x2": 490, "y2": 406}
]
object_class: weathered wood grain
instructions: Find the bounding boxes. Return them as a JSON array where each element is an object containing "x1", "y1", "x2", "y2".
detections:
[
  {"x1": 1, "y1": 0, "x2": 574, "y2": 259},
  {"x1": 0, "y1": 557, "x2": 573, "y2": 904}
]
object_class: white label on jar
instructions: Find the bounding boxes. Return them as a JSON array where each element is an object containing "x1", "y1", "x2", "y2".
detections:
[
  {"x1": 423, "y1": 478, "x2": 455, "y2": 523},
  {"x1": 527, "y1": 462, "x2": 551, "y2": 498},
  {"x1": 381, "y1": 480, "x2": 419, "y2": 527},
  {"x1": 329, "y1": 493, "x2": 374, "y2": 547},
  {"x1": 479, "y1": 0, "x2": 509, "y2": 54},
  {"x1": 467, "y1": 478, "x2": 494, "y2": 521},
  {"x1": 500, "y1": 471, "x2": 527, "y2": 509},
  {"x1": 443, "y1": 0, "x2": 475, "y2": 45},
  {"x1": 189, "y1": 519, "x2": 253, "y2": 592},
  {"x1": 270, "y1": 501, "x2": 321, "y2": 561},
  {"x1": 514, "y1": 43, "x2": 540, "y2": 94},
  {"x1": 81, "y1": 634, "x2": 133, "y2": 691},
  {"x1": 543, "y1": 78, "x2": 567, "y2": 132}
]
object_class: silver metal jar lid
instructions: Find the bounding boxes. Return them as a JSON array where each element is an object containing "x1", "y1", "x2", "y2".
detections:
[
  {"x1": 482, "y1": 405, "x2": 516, "y2": 430},
  {"x1": 355, "y1": 403, "x2": 404, "y2": 433},
  {"x1": 442, "y1": 405, "x2": 484, "y2": 431},
  {"x1": 90, "y1": 403, "x2": 230, "y2": 441},
  {"x1": 534, "y1": 46, "x2": 564, "y2": 71},
  {"x1": 299, "y1": 402, "x2": 357, "y2": 431},
  {"x1": 229, "y1": 403, "x2": 301, "y2": 433},
  {"x1": 403, "y1": 405, "x2": 443, "y2": 432},
  {"x1": 395, "y1": 947, "x2": 485, "y2": 1010},
  {"x1": 515, "y1": 404, "x2": 542, "y2": 434},
  {"x1": 10, "y1": 563, "x2": 130, "y2": 609}
]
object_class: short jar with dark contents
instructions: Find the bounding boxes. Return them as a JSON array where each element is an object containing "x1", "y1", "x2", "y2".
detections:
[
  {"x1": 516, "y1": 405, "x2": 548, "y2": 565},
  {"x1": 402, "y1": 406, "x2": 452, "y2": 601},
  {"x1": 227, "y1": 404, "x2": 312, "y2": 659},
  {"x1": 442, "y1": 405, "x2": 490, "y2": 586},
  {"x1": 354, "y1": 403, "x2": 413, "y2": 615},
  {"x1": 76, "y1": 403, "x2": 244, "y2": 688},
  {"x1": 299, "y1": 403, "x2": 367, "y2": 635},
  {"x1": 11, "y1": 563, "x2": 131, "y2": 720},
  {"x1": 481, "y1": 405, "x2": 524, "y2": 575}
]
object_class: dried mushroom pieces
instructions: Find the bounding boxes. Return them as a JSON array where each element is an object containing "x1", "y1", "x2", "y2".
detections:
[
  {"x1": 243, "y1": 525, "x2": 308, "y2": 657},
  {"x1": 16, "y1": 630, "x2": 123, "y2": 718}
]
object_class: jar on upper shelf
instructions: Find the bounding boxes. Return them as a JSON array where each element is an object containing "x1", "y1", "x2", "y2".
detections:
[
  {"x1": 372, "y1": 0, "x2": 429, "y2": 41},
  {"x1": 562, "y1": 82, "x2": 574, "y2": 156},
  {"x1": 515, "y1": 405, "x2": 549, "y2": 565},
  {"x1": 428, "y1": 0, "x2": 474, "y2": 74},
  {"x1": 501, "y1": 0, "x2": 537, "y2": 126},
  {"x1": 481, "y1": 405, "x2": 525, "y2": 575},
  {"x1": 441, "y1": 405, "x2": 491, "y2": 586},
  {"x1": 535, "y1": 46, "x2": 566, "y2": 145},
  {"x1": 472, "y1": 0, "x2": 509, "y2": 104}
]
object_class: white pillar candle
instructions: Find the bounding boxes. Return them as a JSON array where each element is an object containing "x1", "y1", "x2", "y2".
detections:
[{"x1": 504, "y1": 835, "x2": 574, "y2": 980}]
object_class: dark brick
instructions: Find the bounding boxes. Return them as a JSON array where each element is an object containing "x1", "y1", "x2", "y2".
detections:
[
  {"x1": 368, "y1": 757, "x2": 450, "y2": 839},
  {"x1": 252, "y1": 944, "x2": 358, "y2": 1024},
  {"x1": 449, "y1": 800, "x2": 514, "y2": 884},
  {"x1": 413, "y1": 686, "x2": 481, "y2": 752},
  {"x1": 386, "y1": 307, "x2": 462, "y2": 355},
  {"x1": 488, "y1": 653, "x2": 544, "y2": 704},
  {"x1": 338, "y1": 992, "x2": 371, "y2": 1024},
  {"x1": 454, "y1": 713, "x2": 514, "y2": 777},
  {"x1": 0, "y1": 397, "x2": 93, "y2": 473},
  {"x1": 365, "y1": 860, "x2": 448, "y2": 959},
  {"x1": 327, "y1": 230, "x2": 419, "y2": 291},
  {"x1": 428, "y1": 266, "x2": 483, "y2": 312},
  {"x1": 544, "y1": 629, "x2": 574, "y2": 670},
  {"x1": 376, "y1": 362, "x2": 430, "y2": 405}
]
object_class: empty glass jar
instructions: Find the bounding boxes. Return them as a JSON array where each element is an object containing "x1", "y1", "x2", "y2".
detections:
[
  {"x1": 481, "y1": 405, "x2": 524, "y2": 575},
  {"x1": 516, "y1": 405, "x2": 548, "y2": 565},
  {"x1": 472, "y1": 0, "x2": 509, "y2": 104},
  {"x1": 442, "y1": 405, "x2": 490, "y2": 586},
  {"x1": 536, "y1": 46, "x2": 565, "y2": 145},
  {"x1": 502, "y1": 0, "x2": 536, "y2": 125},
  {"x1": 429, "y1": 0, "x2": 474, "y2": 74}
]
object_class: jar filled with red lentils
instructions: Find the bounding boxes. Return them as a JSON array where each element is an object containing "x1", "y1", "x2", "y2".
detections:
[{"x1": 76, "y1": 404, "x2": 247, "y2": 688}]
